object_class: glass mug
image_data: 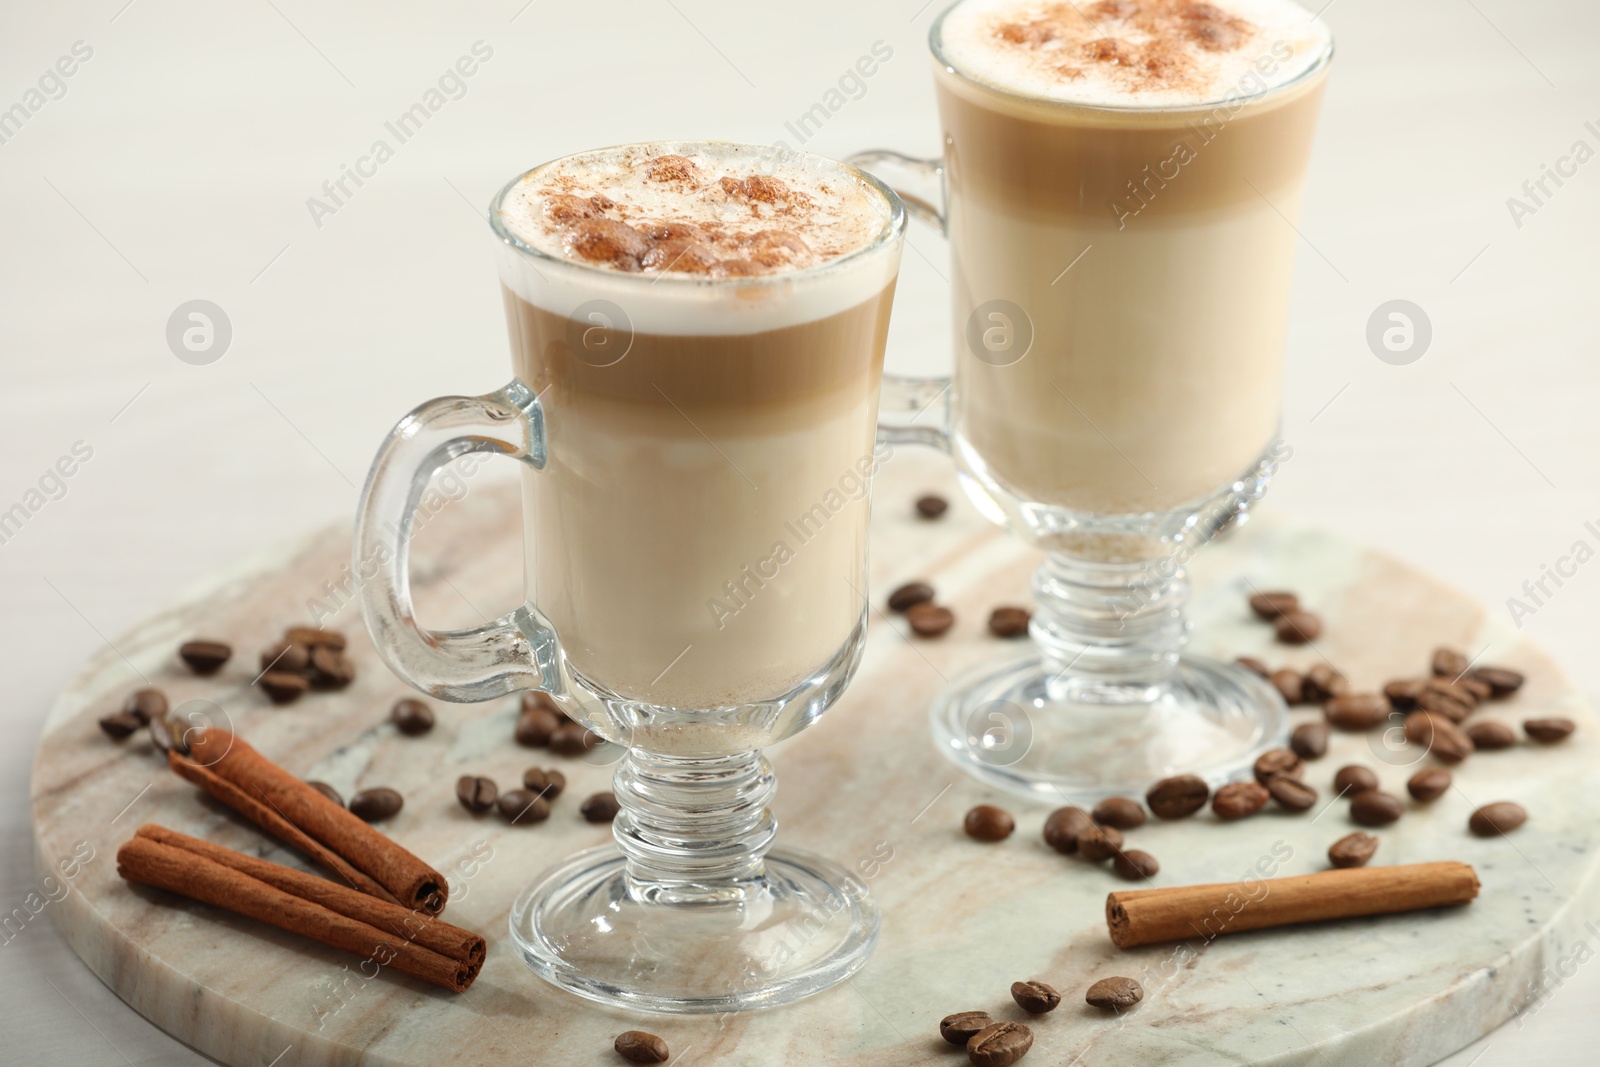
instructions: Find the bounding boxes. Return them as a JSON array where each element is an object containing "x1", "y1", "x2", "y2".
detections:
[
  {"x1": 354, "y1": 141, "x2": 906, "y2": 1012},
  {"x1": 853, "y1": 2, "x2": 1334, "y2": 801}
]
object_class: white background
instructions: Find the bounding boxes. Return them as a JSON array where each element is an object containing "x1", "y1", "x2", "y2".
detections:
[{"x1": 2, "y1": 0, "x2": 1598, "y2": 1062}]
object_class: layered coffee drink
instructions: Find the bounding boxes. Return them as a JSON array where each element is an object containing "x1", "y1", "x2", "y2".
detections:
[
  {"x1": 934, "y1": 0, "x2": 1333, "y2": 516},
  {"x1": 494, "y1": 143, "x2": 900, "y2": 710}
]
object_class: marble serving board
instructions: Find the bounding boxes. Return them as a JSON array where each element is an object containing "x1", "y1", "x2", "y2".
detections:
[{"x1": 31, "y1": 450, "x2": 1600, "y2": 1067}]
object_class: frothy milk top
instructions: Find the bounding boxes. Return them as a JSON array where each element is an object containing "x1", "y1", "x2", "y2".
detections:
[
  {"x1": 498, "y1": 143, "x2": 890, "y2": 278},
  {"x1": 937, "y1": 0, "x2": 1331, "y2": 108}
]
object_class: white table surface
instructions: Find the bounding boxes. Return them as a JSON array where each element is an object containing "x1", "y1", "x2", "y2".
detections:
[{"x1": 3, "y1": 0, "x2": 1597, "y2": 1063}]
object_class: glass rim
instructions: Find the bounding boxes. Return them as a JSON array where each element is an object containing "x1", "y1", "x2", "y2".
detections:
[
  {"x1": 927, "y1": 0, "x2": 1335, "y2": 115},
  {"x1": 488, "y1": 140, "x2": 908, "y2": 288}
]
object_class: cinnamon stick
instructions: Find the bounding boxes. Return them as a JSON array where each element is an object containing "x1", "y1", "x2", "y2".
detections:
[
  {"x1": 1105, "y1": 862, "x2": 1479, "y2": 948},
  {"x1": 172, "y1": 729, "x2": 446, "y2": 913},
  {"x1": 117, "y1": 829, "x2": 482, "y2": 992}
]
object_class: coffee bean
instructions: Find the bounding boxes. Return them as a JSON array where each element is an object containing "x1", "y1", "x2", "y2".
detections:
[
  {"x1": 940, "y1": 1011, "x2": 995, "y2": 1046},
  {"x1": 1253, "y1": 747, "x2": 1302, "y2": 785},
  {"x1": 497, "y1": 788, "x2": 551, "y2": 825},
  {"x1": 1383, "y1": 678, "x2": 1426, "y2": 711},
  {"x1": 1076, "y1": 824, "x2": 1125, "y2": 862},
  {"x1": 390, "y1": 698, "x2": 435, "y2": 736},
  {"x1": 307, "y1": 780, "x2": 344, "y2": 808},
  {"x1": 614, "y1": 1030, "x2": 669, "y2": 1064},
  {"x1": 1085, "y1": 976, "x2": 1143, "y2": 1010},
  {"x1": 1524, "y1": 717, "x2": 1575, "y2": 744},
  {"x1": 99, "y1": 712, "x2": 142, "y2": 740},
  {"x1": 259, "y1": 641, "x2": 310, "y2": 674},
  {"x1": 455, "y1": 776, "x2": 497, "y2": 813},
  {"x1": 1146, "y1": 775, "x2": 1209, "y2": 820},
  {"x1": 285, "y1": 626, "x2": 346, "y2": 650},
  {"x1": 523, "y1": 767, "x2": 566, "y2": 798},
  {"x1": 1290, "y1": 721, "x2": 1329, "y2": 761},
  {"x1": 1212, "y1": 781, "x2": 1269, "y2": 820},
  {"x1": 1328, "y1": 832, "x2": 1379, "y2": 869},
  {"x1": 1416, "y1": 679, "x2": 1476, "y2": 723},
  {"x1": 1332, "y1": 765, "x2": 1379, "y2": 796},
  {"x1": 1465, "y1": 720, "x2": 1516, "y2": 751},
  {"x1": 515, "y1": 707, "x2": 560, "y2": 747},
  {"x1": 1350, "y1": 790, "x2": 1404, "y2": 827},
  {"x1": 1269, "y1": 669, "x2": 1305, "y2": 706},
  {"x1": 964, "y1": 804, "x2": 1015, "y2": 842},
  {"x1": 1042, "y1": 806, "x2": 1094, "y2": 853},
  {"x1": 308, "y1": 646, "x2": 356, "y2": 690},
  {"x1": 966, "y1": 1021, "x2": 1033, "y2": 1067},
  {"x1": 349, "y1": 787, "x2": 403, "y2": 822},
  {"x1": 1407, "y1": 767, "x2": 1451, "y2": 802},
  {"x1": 1324, "y1": 693, "x2": 1389, "y2": 731},
  {"x1": 581, "y1": 791, "x2": 621, "y2": 823},
  {"x1": 1431, "y1": 647, "x2": 1469, "y2": 678},
  {"x1": 1091, "y1": 796, "x2": 1145, "y2": 830},
  {"x1": 522, "y1": 690, "x2": 567, "y2": 719},
  {"x1": 1267, "y1": 776, "x2": 1318, "y2": 811},
  {"x1": 1235, "y1": 656, "x2": 1270, "y2": 679},
  {"x1": 258, "y1": 671, "x2": 309, "y2": 705},
  {"x1": 1402, "y1": 711, "x2": 1472, "y2": 763},
  {"x1": 1112, "y1": 849, "x2": 1160, "y2": 880},
  {"x1": 1469, "y1": 801, "x2": 1527, "y2": 837},
  {"x1": 123, "y1": 688, "x2": 168, "y2": 725},
  {"x1": 987, "y1": 606, "x2": 1031, "y2": 638},
  {"x1": 1275, "y1": 610, "x2": 1321, "y2": 645},
  {"x1": 1303, "y1": 664, "x2": 1348, "y2": 702},
  {"x1": 887, "y1": 581, "x2": 935, "y2": 613},
  {"x1": 915, "y1": 494, "x2": 949, "y2": 519},
  {"x1": 1470, "y1": 666, "x2": 1524, "y2": 699},
  {"x1": 550, "y1": 722, "x2": 602, "y2": 756},
  {"x1": 1011, "y1": 979, "x2": 1061, "y2": 1013},
  {"x1": 178, "y1": 639, "x2": 232, "y2": 675},
  {"x1": 1459, "y1": 675, "x2": 1493, "y2": 703},
  {"x1": 148, "y1": 715, "x2": 185, "y2": 755},
  {"x1": 907, "y1": 602, "x2": 955, "y2": 637},
  {"x1": 1249, "y1": 591, "x2": 1299, "y2": 620}
]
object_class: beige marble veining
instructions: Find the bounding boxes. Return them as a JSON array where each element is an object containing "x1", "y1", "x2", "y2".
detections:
[{"x1": 31, "y1": 451, "x2": 1600, "y2": 1065}]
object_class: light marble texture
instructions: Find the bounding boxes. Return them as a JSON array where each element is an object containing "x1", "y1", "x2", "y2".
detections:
[{"x1": 30, "y1": 453, "x2": 1600, "y2": 1066}]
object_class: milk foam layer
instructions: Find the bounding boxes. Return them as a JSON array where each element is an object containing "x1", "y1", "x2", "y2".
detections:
[{"x1": 937, "y1": 0, "x2": 1331, "y2": 108}]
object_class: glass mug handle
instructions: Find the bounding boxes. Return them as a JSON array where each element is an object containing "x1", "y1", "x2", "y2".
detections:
[
  {"x1": 352, "y1": 379, "x2": 558, "y2": 701},
  {"x1": 848, "y1": 149, "x2": 952, "y2": 452}
]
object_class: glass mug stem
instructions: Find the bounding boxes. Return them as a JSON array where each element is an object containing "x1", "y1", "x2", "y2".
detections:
[{"x1": 1032, "y1": 553, "x2": 1188, "y2": 704}]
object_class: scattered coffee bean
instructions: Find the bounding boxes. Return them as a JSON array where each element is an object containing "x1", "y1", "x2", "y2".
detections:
[
  {"x1": 1469, "y1": 801, "x2": 1527, "y2": 837},
  {"x1": 522, "y1": 690, "x2": 567, "y2": 719},
  {"x1": 1076, "y1": 824, "x2": 1125, "y2": 862},
  {"x1": 967, "y1": 1021, "x2": 1033, "y2": 1067},
  {"x1": 497, "y1": 788, "x2": 551, "y2": 825},
  {"x1": 390, "y1": 698, "x2": 435, "y2": 736},
  {"x1": 1350, "y1": 790, "x2": 1404, "y2": 827},
  {"x1": 940, "y1": 1011, "x2": 995, "y2": 1047},
  {"x1": 907, "y1": 602, "x2": 955, "y2": 637},
  {"x1": 1332, "y1": 765, "x2": 1379, "y2": 796},
  {"x1": 1407, "y1": 767, "x2": 1451, "y2": 802},
  {"x1": 964, "y1": 804, "x2": 1015, "y2": 842},
  {"x1": 1431, "y1": 647, "x2": 1469, "y2": 679},
  {"x1": 523, "y1": 767, "x2": 567, "y2": 798},
  {"x1": 886, "y1": 581, "x2": 934, "y2": 613},
  {"x1": 550, "y1": 722, "x2": 602, "y2": 756},
  {"x1": 1383, "y1": 678, "x2": 1426, "y2": 711},
  {"x1": 1146, "y1": 775, "x2": 1209, "y2": 820},
  {"x1": 1235, "y1": 656, "x2": 1270, "y2": 679},
  {"x1": 455, "y1": 776, "x2": 497, "y2": 814},
  {"x1": 1275, "y1": 610, "x2": 1322, "y2": 645},
  {"x1": 260, "y1": 641, "x2": 310, "y2": 674},
  {"x1": 1524, "y1": 717, "x2": 1575, "y2": 744},
  {"x1": 285, "y1": 626, "x2": 345, "y2": 650},
  {"x1": 1042, "y1": 806, "x2": 1094, "y2": 854},
  {"x1": 1249, "y1": 591, "x2": 1299, "y2": 620},
  {"x1": 915, "y1": 493, "x2": 949, "y2": 519},
  {"x1": 1470, "y1": 666, "x2": 1524, "y2": 699},
  {"x1": 1269, "y1": 669, "x2": 1305, "y2": 706},
  {"x1": 1212, "y1": 781, "x2": 1269, "y2": 820},
  {"x1": 258, "y1": 671, "x2": 310, "y2": 705},
  {"x1": 1085, "y1": 976, "x2": 1143, "y2": 1011},
  {"x1": 987, "y1": 606, "x2": 1031, "y2": 638},
  {"x1": 178, "y1": 639, "x2": 232, "y2": 675},
  {"x1": 1402, "y1": 711, "x2": 1472, "y2": 763},
  {"x1": 614, "y1": 1030, "x2": 669, "y2": 1064},
  {"x1": 98, "y1": 712, "x2": 142, "y2": 740},
  {"x1": 581, "y1": 791, "x2": 621, "y2": 823},
  {"x1": 123, "y1": 688, "x2": 167, "y2": 725},
  {"x1": 308, "y1": 646, "x2": 356, "y2": 690},
  {"x1": 1465, "y1": 720, "x2": 1516, "y2": 751},
  {"x1": 1459, "y1": 675, "x2": 1493, "y2": 703},
  {"x1": 1324, "y1": 693, "x2": 1389, "y2": 731},
  {"x1": 515, "y1": 707, "x2": 560, "y2": 747},
  {"x1": 1267, "y1": 776, "x2": 1318, "y2": 812},
  {"x1": 349, "y1": 787, "x2": 403, "y2": 822},
  {"x1": 307, "y1": 780, "x2": 344, "y2": 808},
  {"x1": 1416, "y1": 679, "x2": 1476, "y2": 723},
  {"x1": 1290, "y1": 721, "x2": 1329, "y2": 761},
  {"x1": 1303, "y1": 664, "x2": 1348, "y2": 702},
  {"x1": 1328, "y1": 831, "x2": 1379, "y2": 869},
  {"x1": 1011, "y1": 979, "x2": 1061, "y2": 1014},
  {"x1": 1253, "y1": 747, "x2": 1303, "y2": 785},
  {"x1": 1092, "y1": 796, "x2": 1145, "y2": 830},
  {"x1": 1112, "y1": 849, "x2": 1160, "y2": 880},
  {"x1": 148, "y1": 715, "x2": 184, "y2": 755}
]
